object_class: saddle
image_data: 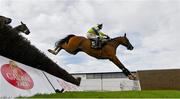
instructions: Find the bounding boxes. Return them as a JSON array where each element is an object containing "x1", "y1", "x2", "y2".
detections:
[{"x1": 90, "y1": 38, "x2": 110, "y2": 49}]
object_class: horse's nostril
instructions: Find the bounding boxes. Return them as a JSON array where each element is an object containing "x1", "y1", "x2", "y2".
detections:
[
  {"x1": 128, "y1": 46, "x2": 134, "y2": 50},
  {"x1": 26, "y1": 31, "x2": 30, "y2": 35},
  {"x1": 9, "y1": 19, "x2": 12, "y2": 22}
]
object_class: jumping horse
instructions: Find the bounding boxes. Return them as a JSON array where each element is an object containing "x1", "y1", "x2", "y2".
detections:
[
  {"x1": 12, "y1": 22, "x2": 30, "y2": 35},
  {"x1": 48, "y1": 33, "x2": 136, "y2": 80}
]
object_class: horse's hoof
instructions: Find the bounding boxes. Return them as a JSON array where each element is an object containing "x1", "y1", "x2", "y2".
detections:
[
  {"x1": 128, "y1": 75, "x2": 137, "y2": 80},
  {"x1": 48, "y1": 49, "x2": 56, "y2": 55}
]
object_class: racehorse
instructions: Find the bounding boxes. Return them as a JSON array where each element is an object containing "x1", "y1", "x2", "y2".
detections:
[
  {"x1": 0, "y1": 15, "x2": 12, "y2": 29},
  {"x1": 48, "y1": 33, "x2": 136, "y2": 80},
  {"x1": 12, "y1": 22, "x2": 30, "y2": 35}
]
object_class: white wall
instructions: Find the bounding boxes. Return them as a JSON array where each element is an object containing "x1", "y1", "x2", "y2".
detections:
[
  {"x1": 73, "y1": 74, "x2": 141, "y2": 91},
  {"x1": 80, "y1": 79, "x2": 102, "y2": 90},
  {"x1": 102, "y1": 78, "x2": 140, "y2": 91}
]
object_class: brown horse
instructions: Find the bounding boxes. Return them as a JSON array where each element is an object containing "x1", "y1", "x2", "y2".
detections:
[
  {"x1": 0, "y1": 15, "x2": 12, "y2": 29},
  {"x1": 48, "y1": 33, "x2": 136, "y2": 80},
  {"x1": 12, "y1": 22, "x2": 30, "y2": 35}
]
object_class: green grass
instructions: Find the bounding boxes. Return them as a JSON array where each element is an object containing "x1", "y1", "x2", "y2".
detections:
[{"x1": 29, "y1": 90, "x2": 180, "y2": 98}]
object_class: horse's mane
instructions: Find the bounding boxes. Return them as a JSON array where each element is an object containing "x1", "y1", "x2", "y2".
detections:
[
  {"x1": 109, "y1": 36, "x2": 123, "y2": 41},
  {"x1": 55, "y1": 34, "x2": 75, "y2": 47}
]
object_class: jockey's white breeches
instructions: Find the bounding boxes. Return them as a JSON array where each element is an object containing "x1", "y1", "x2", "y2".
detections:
[{"x1": 87, "y1": 33, "x2": 98, "y2": 39}]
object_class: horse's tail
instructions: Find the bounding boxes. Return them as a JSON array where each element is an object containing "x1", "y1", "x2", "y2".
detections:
[{"x1": 55, "y1": 34, "x2": 75, "y2": 47}]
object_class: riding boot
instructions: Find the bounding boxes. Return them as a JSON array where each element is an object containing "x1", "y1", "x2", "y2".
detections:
[
  {"x1": 99, "y1": 39, "x2": 102, "y2": 48},
  {"x1": 95, "y1": 37, "x2": 99, "y2": 48},
  {"x1": 96, "y1": 37, "x2": 101, "y2": 48}
]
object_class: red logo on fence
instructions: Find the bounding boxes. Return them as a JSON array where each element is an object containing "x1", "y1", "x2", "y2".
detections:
[{"x1": 1, "y1": 60, "x2": 34, "y2": 90}]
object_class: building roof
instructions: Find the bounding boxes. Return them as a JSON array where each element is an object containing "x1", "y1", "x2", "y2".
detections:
[
  {"x1": 70, "y1": 71, "x2": 137, "y2": 75},
  {"x1": 70, "y1": 68, "x2": 180, "y2": 75}
]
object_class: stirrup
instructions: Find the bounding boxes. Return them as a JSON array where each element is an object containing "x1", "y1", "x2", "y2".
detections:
[
  {"x1": 92, "y1": 44, "x2": 101, "y2": 49},
  {"x1": 91, "y1": 45, "x2": 98, "y2": 49}
]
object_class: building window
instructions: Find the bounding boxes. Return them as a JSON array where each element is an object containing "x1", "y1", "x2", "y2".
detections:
[
  {"x1": 86, "y1": 73, "x2": 127, "y2": 79},
  {"x1": 86, "y1": 74, "x2": 94, "y2": 79}
]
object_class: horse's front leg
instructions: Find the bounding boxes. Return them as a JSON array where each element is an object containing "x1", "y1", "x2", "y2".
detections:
[{"x1": 109, "y1": 56, "x2": 136, "y2": 80}]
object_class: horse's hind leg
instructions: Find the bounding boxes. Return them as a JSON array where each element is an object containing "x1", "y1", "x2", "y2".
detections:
[
  {"x1": 48, "y1": 46, "x2": 61, "y2": 55},
  {"x1": 62, "y1": 39, "x2": 81, "y2": 55}
]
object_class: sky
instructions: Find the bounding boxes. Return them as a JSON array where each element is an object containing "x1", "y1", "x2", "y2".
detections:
[{"x1": 0, "y1": 0, "x2": 180, "y2": 73}]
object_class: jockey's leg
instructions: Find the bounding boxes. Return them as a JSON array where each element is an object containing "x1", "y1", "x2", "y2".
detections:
[
  {"x1": 96, "y1": 37, "x2": 100, "y2": 48},
  {"x1": 98, "y1": 37, "x2": 102, "y2": 48},
  {"x1": 87, "y1": 34, "x2": 101, "y2": 48},
  {"x1": 90, "y1": 37, "x2": 100, "y2": 48}
]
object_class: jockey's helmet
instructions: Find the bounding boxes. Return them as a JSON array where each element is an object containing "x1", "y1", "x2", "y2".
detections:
[{"x1": 97, "y1": 24, "x2": 103, "y2": 29}]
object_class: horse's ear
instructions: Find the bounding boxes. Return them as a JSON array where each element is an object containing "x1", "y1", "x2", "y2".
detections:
[
  {"x1": 124, "y1": 33, "x2": 126, "y2": 37},
  {"x1": 21, "y1": 21, "x2": 24, "y2": 24}
]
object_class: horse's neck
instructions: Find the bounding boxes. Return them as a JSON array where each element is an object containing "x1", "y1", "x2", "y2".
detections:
[
  {"x1": 13, "y1": 25, "x2": 21, "y2": 31},
  {"x1": 109, "y1": 37, "x2": 124, "y2": 48}
]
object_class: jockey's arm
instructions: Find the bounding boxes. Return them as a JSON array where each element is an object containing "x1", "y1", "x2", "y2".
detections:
[
  {"x1": 99, "y1": 31, "x2": 110, "y2": 39},
  {"x1": 99, "y1": 32, "x2": 107, "y2": 36}
]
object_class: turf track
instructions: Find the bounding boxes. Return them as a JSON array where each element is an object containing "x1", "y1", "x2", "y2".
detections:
[{"x1": 29, "y1": 90, "x2": 180, "y2": 98}]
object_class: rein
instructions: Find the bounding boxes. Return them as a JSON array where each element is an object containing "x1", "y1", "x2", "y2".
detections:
[{"x1": 108, "y1": 37, "x2": 121, "y2": 46}]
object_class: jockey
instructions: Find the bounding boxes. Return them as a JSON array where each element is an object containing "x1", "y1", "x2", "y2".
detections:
[{"x1": 87, "y1": 24, "x2": 109, "y2": 48}]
